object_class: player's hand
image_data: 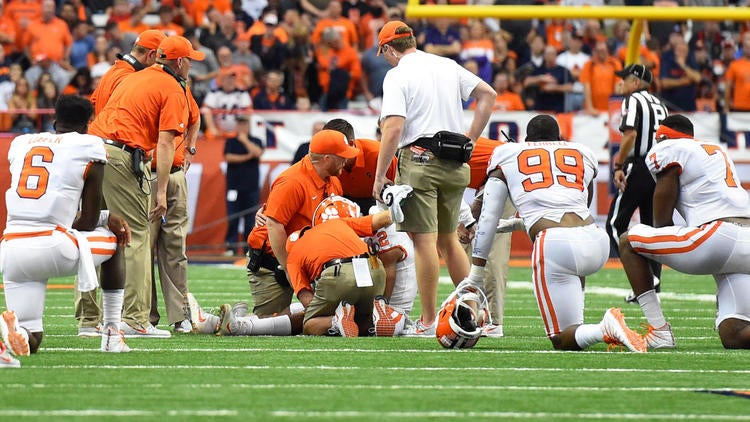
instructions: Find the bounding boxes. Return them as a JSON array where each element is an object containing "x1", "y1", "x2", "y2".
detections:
[
  {"x1": 457, "y1": 223, "x2": 475, "y2": 244},
  {"x1": 107, "y1": 214, "x2": 131, "y2": 246},
  {"x1": 613, "y1": 169, "x2": 627, "y2": 191},
  {"x1": 496, "y1": 217, "x2": 524, "y2": 233},
  {"x1": 255, "y1": 204, "x2": 267, "y2": 227},
  {"x1": 382, "y1": 184, "x2": 413, "y2": 223}
]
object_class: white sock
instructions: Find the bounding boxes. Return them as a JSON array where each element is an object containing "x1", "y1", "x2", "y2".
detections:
[
  {"x1": 289, "y1": 302, "x2": 305, "y2": 315},
  {"x1": 101, "y1": 289, "x2": 124, "y2": 327},
  {"x1": 238, "y1": 315, "x2": 292, "y2": 336},
  {"x1": 575, "y1": 324, "x2": 604, "y2": 349},
  {"x1": 637, "y1": 290, "x2": 666, "y2": 328}
]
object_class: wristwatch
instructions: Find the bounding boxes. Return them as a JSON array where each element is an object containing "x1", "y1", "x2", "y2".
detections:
[{"x1": 186, "y1": 146, "x2": 197, "y2": 155}]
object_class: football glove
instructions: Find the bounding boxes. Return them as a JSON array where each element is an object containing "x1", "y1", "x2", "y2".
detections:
[
  {"x1": 496, "y1": 217, "x2": 524, "y2": 233},
  {"x1": 381, "y1": 184, "x2": 413, "y2": 223}
]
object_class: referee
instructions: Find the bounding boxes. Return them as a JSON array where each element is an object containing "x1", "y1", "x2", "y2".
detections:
[{"x1": 606, "y1": 64, "x2": 668, "y2": 302}]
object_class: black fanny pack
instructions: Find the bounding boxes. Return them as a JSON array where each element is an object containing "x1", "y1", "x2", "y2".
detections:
[
  {"x1": 247, "y1": 247, "x2": 289, "y2": 288},
  {"x1": 413, "y1": 131, "x2": 473, "y2": 163}
]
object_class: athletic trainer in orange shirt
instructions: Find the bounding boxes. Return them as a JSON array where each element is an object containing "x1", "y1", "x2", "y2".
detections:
[
  {"x1": 245, "y1": 130, "x2": 355, "y2": 318},
  {"x1": 90, "y1": 29, "x2": 166, "y2": 115},
  {"x1": 88, "y1": 35, "x2": 204, "y2": 337},
  {"x1": 321, "y1": 118, "x2": 398, "y2": 210}
]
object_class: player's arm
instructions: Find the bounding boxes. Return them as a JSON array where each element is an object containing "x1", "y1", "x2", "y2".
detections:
[
  {"x1": 378, "y1": 247, "x2": 402, "y2": 299},
  {"x1": 267, "y1": 216, "x2": 289, "y2": 268},
  {"x1": 652, "y1": 166, "x2": 680, "y2": 228},
  {"x1": 73, "y1": 161, "x2": 105, "y2": 232}
]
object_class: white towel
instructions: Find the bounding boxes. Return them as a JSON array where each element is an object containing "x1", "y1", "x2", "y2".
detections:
[{"x1": 70, "y1": 229, "x2": 99, "y2": 292}]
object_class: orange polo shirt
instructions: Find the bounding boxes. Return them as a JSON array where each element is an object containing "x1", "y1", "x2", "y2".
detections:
[
  {"x1": 579, "y1": 58, "x2": 622, "y2": 111},
  {"x1": 153, "y1": 86, "x2": 200, "y2": 168},
  {"x1": 339, "y1": 138, "x2": 397, "y2": 199},
  {"x1": 89, "y1": 64, "x2": 189, "y2": 151},
  {"x1": 725, "y1": 57, "x2": 750, "y2": 110},
  {"x1": 246, "y1": 156, "x2": 344, "y2": 254},
  {"x1": 0, "y1": 15, "x2": 17, "y2": 55},
  {"x1": 468, "y1": 137, "x2": 504, "y2": 189},
  {"x1": 91, "y1": 59, "x2": 138, "y2": 115},
  {"x1": 286, "y1": 216, "x2": 374, "y2": 295}
]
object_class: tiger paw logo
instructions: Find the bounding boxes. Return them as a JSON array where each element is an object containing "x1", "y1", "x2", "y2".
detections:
[{"x1": 319, "y1": 207, "x2": 341, "y2": 223}]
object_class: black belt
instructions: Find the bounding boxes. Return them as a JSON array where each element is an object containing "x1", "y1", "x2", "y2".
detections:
[
  {"x1": 103, "y1": 139, "x2": 137, "y2": 154},
  {"x1": 320, "y1": 253, "x2": 370, "y2": 272},
  {"x1": 151, "y1": 166, "x2": 183, "y2": 174}
]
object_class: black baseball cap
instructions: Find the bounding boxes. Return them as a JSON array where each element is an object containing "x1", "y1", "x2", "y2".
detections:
[{"x1": 615, "y1": 64, "x2": 653, "y2": 84}]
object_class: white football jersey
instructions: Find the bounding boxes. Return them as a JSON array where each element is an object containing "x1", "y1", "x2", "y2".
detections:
[
  {"x1": 5, "y1": 132, "x2": 107, "y2": 231},
  {"x1": 370, "y1": 221, "x2": 417, "y2": 315},
  {"x1": 646, "y1": 138, "x2": 750, "y2": 226},
  {"x1": 488, "y1": 141, "x2": 597, "y2": 232}
]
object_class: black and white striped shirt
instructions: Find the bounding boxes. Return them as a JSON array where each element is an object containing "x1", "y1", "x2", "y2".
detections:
[{"x1": 619, "y1": 89, "x2": 669, "y2": 159}]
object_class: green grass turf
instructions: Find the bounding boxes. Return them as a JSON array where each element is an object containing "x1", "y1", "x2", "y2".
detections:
[{"x1": 1, "y1": 264, "x2": 749, "y2": 421}]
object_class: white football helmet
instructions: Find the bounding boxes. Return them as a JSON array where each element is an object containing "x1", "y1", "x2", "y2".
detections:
[{"x1": 436, "y1": 286, "x2": 490, "y2": 349}]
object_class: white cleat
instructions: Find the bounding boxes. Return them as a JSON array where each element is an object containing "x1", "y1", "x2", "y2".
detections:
[
  {"x1": 481, "y1": 323, "x2": 504, "y2": 338},
  {"x1": 0, "y1": 342, "x2": 20, "y2": 368},
  {"x1": 187, "y1": 293, "x2": 221, "y2": 334},
  {"x1": 644, "y1": 323, "x2": 676, "y2": 349},
  {"x1": 100, "y1": 324, "x2": 131, "y2": 353},
  {"x1": 400, "y1": 317, "x2": 436, "y2": 337}
]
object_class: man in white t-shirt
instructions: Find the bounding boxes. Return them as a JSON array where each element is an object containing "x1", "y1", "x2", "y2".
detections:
[
  {"x1": 0, "y1": 96, "x2": 132, "y2": 360},
  {"x1": 618, "y1": 114, "x2": 750, "y2": 350},
  {"x1": 372, "y1": 20, "x2": 496, "y2": 336}
]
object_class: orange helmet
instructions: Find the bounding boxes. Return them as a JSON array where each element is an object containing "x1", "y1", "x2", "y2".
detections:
[
  {"x1": 312, "y1": 195, "x2": 360, "y2": 226},
  {"x1": 436, "y1": 287, "x2": 489, "y2": 349}
]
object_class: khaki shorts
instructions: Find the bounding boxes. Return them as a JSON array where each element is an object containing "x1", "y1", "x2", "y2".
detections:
[
  {"x1": 248, "y1": 267, "x2": 293, "y2": 316},
  {"x1": 304, "y1": 259, "x2": 386, "y2": 332},
  {"x1": 396, "y1": 147, "x2": 470, "y2": 233}
]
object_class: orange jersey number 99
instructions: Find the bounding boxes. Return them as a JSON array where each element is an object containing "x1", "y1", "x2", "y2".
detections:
[
  {"x1": 517, "y1": 148, "x2": 585, "y2": 192},
  {"x1": 16, "y1": 146, "x2": 54, "y2": 199}
]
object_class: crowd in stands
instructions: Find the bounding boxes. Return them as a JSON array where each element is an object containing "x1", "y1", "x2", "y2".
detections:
[{"x1": 1, "y1": 0, "x2": 750, "y2": 135}]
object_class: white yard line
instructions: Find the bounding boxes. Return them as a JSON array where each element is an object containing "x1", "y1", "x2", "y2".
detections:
[
  {"x1": 0, "y1": 410, "x2": 237, "y2": 417},
  {"x1": 269, "y1": 410, "x2": 750, "y2": 420}
]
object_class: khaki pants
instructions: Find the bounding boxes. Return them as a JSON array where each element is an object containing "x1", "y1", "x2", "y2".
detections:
[
  {"x1": 397, "y1": 148, "x2": 470, "y2": 233},
  {"x1": 463, "y1": 199, "x2": 515, "y2": 325},
  {"x1": 248, "y1": 266, "x2": 293, "y2": 316},
  {"x1": 102, "y1": 145, "x2": 152, "y2": 329},
  {"x1": 149, "y1": 170, "x2": 190, "y2": 325},
  {"x1": 304, "y1": 259, "x2": 386, "y2": 333}
]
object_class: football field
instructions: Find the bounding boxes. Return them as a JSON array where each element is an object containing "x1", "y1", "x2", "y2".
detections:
[{"x1": 1, "y1": 263, "x2": 749, "y2": 421}]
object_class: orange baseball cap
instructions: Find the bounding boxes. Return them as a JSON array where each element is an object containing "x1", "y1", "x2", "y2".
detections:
[
  {"x1": 158, "y1": 35, "x2": 206, "y2": 61},
  {"x1": 135, "y1": 29, "x2": 167, "y2": 50},
  {"x1": 377, "y1": 20, "x2": 412, "y2": 56},
  {"x1": 309, "y1": 130, "x2": 359, "y2": 159}
]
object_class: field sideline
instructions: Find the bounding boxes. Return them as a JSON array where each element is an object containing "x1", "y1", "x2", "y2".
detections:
[{"x1": 1, "y1": 263, "x2": 749, "y2": 421}]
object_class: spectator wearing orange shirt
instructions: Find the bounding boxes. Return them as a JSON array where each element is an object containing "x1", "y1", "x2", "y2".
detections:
[
  {"x1": 216, "y1": 45, "x2": 257, "y2": 91},
  {"x1": 486, "y1": 70, "x2": 524, "y2": 111},
  {"x1": 23, "y1": 0, "x2": 73, "y2": 65},
  {"x1": 118, "y1": 6, "x2": 150, "y2": 38},
  {"x1": 311, "y1": 0, "x2": 359, "y2": 49},
  {"x1": 152, "y1": 5, "x2": 184, "y2": 37},
  {"x1": 580, "y1": 40, "x2": 622, "y2": 115},
  {"x1": 245, "y1": 9, "x2": 289, "y2": 44},
  {"x1": 4, "y1": 0, "x2": 41, "y2": 56},
  {"x1": 0, "y1": 1, "x2": 17, "y2": 58},
  {"x1": 245, "y1": 129, "x2": 351, "y2": 317},
  {"x1": 250, "y1": 13, "x2": 287, "y2": 71},
  {"x1": 87, "y1": 35, "x2": 204, "y2": 338},
  {"x1": 460, "y1": 20, "x2": 494, "y2": 84},
  {"x1": 724, "y1": 32, "x2": 750, "y2": 111},
  {"x1": 315, "y1": 28, "x2": 362, "y2": 111}
]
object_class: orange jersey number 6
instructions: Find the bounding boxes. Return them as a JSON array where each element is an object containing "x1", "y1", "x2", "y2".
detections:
[
  {"x1": 518, "y1": 148, "x2": 585, "y2": 192},
  {"x1": 16, "y1": 146, "x2": 54, "y2": 199}
]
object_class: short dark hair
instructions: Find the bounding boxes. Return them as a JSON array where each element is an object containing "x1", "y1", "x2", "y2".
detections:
[
  {"x1": 323, "y1": 118, "x2": 355, "y2": 144},
  {"x1": 55, "y1": 95, "x2": 93, "y2": 131},
  {"x1": 660, "y1": 114, "x2": 694, "y2": 137},
  {"x1": 525, "y1": 114, "x2": 561, "y2": 142}
]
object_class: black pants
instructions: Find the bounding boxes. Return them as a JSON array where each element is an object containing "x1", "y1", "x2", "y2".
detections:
[{"x1": 605, "y1": 159, "x2": 662, "y2": 279}]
